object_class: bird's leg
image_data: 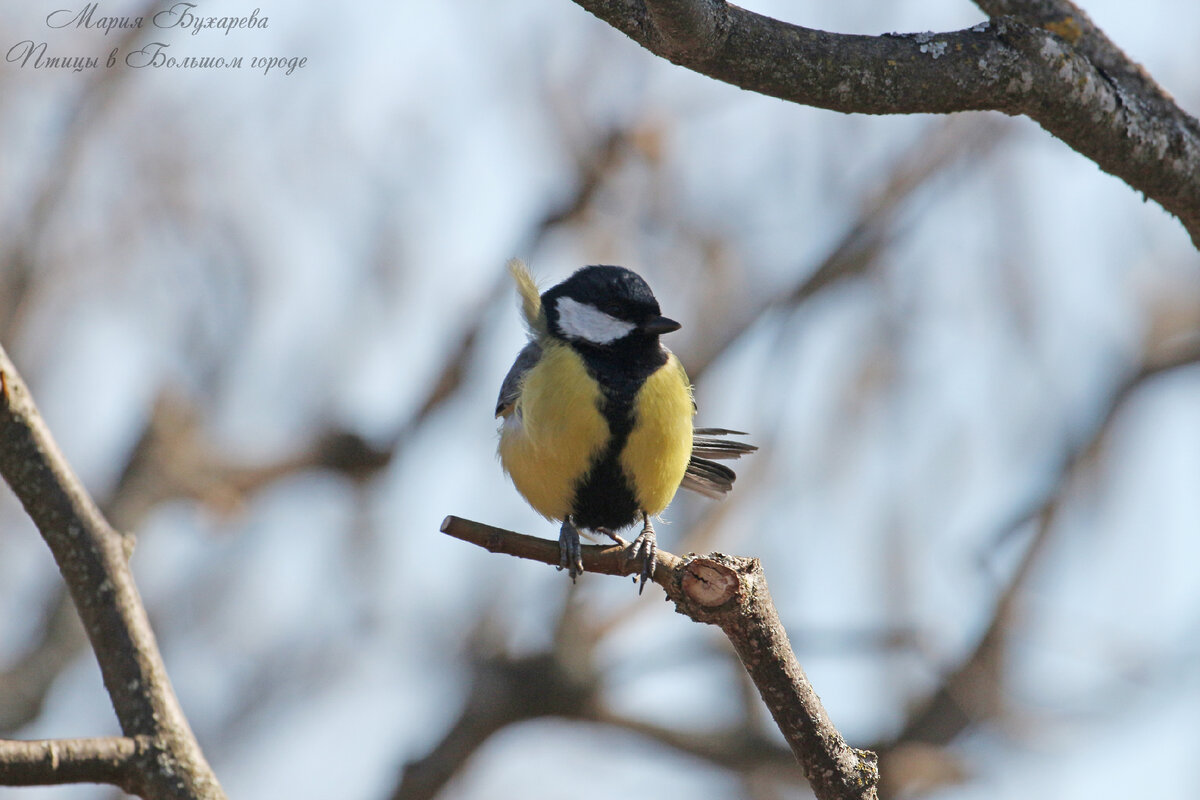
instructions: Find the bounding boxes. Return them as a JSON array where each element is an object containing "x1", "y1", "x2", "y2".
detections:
[
  {"x1": 627, "y1": 512, "x2": 657, "y2": 594},
  {"x1": 558, "y1": 517, "x2": 583, "y2": 581}
]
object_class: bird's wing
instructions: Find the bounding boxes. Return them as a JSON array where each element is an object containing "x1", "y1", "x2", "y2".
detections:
[
  {"x1": 495, "y1": 340, "x2": 542, "y2": 418},
  {"x1": 681, "y1": 429, "x2": 757, "y2": 498}
]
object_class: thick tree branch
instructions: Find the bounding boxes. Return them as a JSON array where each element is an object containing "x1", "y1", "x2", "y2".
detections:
[
  {"x1": 0, "y1": 345, "x2": 225, "y2": 799},
  {"x1": 644, "y1": 0, "x2": 725, "y2": 61},
  {"x1": 570, "y1": 1, "x2": 1200, "y2": 248},
  {"x1": 972, "y1": 0, "x2": 1181, "y2": 121},
  {"x1": 441, "y1": 515, "x2": 879, "y2": 800},
  {"x1": 0, "y1": 736, "x2": 149, "y2": 791}
]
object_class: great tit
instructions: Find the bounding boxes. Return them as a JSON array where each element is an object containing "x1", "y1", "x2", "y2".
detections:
[{"x1": 496, "y1": 260, "x2": 755, "y2": 590}]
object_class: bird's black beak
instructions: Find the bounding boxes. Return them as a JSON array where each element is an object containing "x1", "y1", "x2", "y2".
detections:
[{"x1": 639, "y1": 316, "x2": 682, "y2": 335}]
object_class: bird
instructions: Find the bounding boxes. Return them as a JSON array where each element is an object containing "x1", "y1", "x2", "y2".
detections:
[{"x1": 495, "y1": 259, "x2": 755, "y2": 591}]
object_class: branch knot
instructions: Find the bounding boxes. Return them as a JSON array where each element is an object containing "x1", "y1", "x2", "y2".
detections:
[{"x1": 645, "y1": 0, "x2": 729, "y2": 63}]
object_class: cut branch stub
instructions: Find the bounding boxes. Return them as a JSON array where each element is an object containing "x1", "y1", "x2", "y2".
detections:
[{"x1": 680, "y1": 556, "x2": 741, "y2": 607}]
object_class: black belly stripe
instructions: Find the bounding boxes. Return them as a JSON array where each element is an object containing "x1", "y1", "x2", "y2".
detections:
[
  {"x1": 569, "y1": 339, "x2": 669, "y2": 531},
  {"x1": 571, "y1": 448, "x2": 638, "y2": 530},
  {"x1": 571, "y1": 390, "x2": 638, "y2": 530}
]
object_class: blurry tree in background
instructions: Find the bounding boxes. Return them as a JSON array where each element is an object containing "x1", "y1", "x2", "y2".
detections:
[{"x1": 0, "y1": 0, "x2": 1198, "y2": 799}]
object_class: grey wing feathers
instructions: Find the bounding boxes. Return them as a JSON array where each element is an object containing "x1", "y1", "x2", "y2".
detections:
[
  {"x1": 495, "y1": 341, "x2": 542, "y2": 417},
  {"x1": 682, "y1": 429, "x2": 757, "y2": 499}
]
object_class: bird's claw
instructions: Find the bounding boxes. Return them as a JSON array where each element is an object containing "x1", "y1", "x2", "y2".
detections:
[
  {"x1": 627, "y1": 515, "x2": 657, "y2": 594},
  {"x1": 558, "y1": 518, "x2": 583, "y2": 582},
  {"x1": 558, "y1": 518, "x2": 654, "y2": 591}
]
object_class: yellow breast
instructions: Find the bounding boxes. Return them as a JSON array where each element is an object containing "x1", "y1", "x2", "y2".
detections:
[
  {"x1": 620, "y1": 353, "x2": 695, "y2": 516},
  {"x1": 498, "y1": 342, "x2": 609, "y2": 521}
]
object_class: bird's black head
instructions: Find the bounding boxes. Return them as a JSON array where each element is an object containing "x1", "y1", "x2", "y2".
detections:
[{"x1": 541, "y1": 265, "x2": 681, "y2": 347}]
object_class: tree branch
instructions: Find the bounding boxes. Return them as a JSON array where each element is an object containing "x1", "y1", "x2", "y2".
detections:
[
  {"x1": 441, "y1": 515, "x2": 879, "y2": 800},
  {"x1": 971, "y1": 0, "x2": 1180, "y2": 121},
  {"x1": 0, "y1": 345, "x2": 225, "y2": 799},
  {"x1": 0, "y1": 736, "x2": 149, "y2": 790},
  {"x1": 569, "y1": 0, "x2": 1200, "y2": 248},
  {"x1": 644, "y1": 0, "x2": 725, "y2": 61}
]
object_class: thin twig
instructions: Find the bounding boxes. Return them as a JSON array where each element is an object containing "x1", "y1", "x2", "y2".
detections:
[
  {"x1": 0, "y1": 736, "x2": 148, "y2": 790},
  {"x1": 441, "y1": 515, "x2": 879, "y2": 800}
]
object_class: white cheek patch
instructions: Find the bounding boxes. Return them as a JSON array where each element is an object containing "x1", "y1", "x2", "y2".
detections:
[{"x1": 555, "y1": 296, "x2": 636, "y2": 344}]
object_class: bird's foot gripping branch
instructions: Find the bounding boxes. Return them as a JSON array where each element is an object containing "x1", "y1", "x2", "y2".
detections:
[{"x1": 440, "y1": 515, "x2": 880, "y2": 800}]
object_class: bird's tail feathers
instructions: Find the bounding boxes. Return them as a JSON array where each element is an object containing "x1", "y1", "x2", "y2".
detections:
[
  {"x1": 681, "y1": 457, "x2": 737, "y2": 499},
  {"x1": 682, "y1": 429, "x2": 757, "y2": 498},
  {"x1": 691, "y1": 428, "x2": 758, "y2": 461}
]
